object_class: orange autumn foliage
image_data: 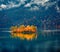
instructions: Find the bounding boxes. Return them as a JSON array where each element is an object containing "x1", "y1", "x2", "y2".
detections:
[{"x1": 10, "y1": 25, "x2": 37, "y2": 40}]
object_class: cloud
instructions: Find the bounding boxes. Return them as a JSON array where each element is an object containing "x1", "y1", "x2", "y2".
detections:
[
  {"x1": 0, "y1": 4, "x2": 7, "y2": 10},
  {"x1": 24, "y1": 0, "x2": 50, "y2": 10},
  {"x1": 30, "y1": 6, "x2": 39, "y2": 11},
  {"x1": 24, "y1": 0, "x2": 49, "y2": 7},
  {"x1": 0, "y1": 0, "x2": 26, "y2": 10},
  {"x1": 32, "y1": 0, "x2": 49, "y2": 5},
  {"x1": 0, "y1": 2, "x2": 21, "y2": 10},
  {"x1": 0, "y1": 0, "x2": 60, "y2": 11},
  {"x1": 24, "y1": 3, "x2": 31, "y2": 7},
  {"x1": 0, "y1": 4, "x2": 7, "y2": 8},
  {"x1": 24, "y1": 0, "x2": 59, "y2": 11},
  {"x1": 44, "y1": 1, "x2": 57, "y2": 10}
]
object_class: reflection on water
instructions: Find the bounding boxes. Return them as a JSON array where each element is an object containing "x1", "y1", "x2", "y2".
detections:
[{"x1": 0, "y1": 31, "x2": 60, "y2": 52}]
